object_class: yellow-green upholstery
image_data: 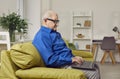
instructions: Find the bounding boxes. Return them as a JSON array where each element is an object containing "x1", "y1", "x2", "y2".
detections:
[
  {"x1": 64, "y1": 39, "x2": 93, "y2": 61},
  {"x1": 72, "y1": 50, "x2": 93, "y2": 58},
  {"x1": 16, "y1": 67, "x2": 86, "y2": 79},
  {"x1": 10, "y1": 42, "x2": 45, "y2": 69},
  {"x1": 1, "y1": 42, "x2": 89, "y2": 79},
  {"x1": 1, "y1": 50, "x2": 18, "y2": 79},
  {"x1": 72, "y1": 50, "x2": 93, "y2": 61},
  {"x1": 1, "y1": 40, "x2": 93, "y2": 79}
]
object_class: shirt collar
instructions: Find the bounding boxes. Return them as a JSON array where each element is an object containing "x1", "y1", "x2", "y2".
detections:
[{"x1": 41, "y1": 25, "x2": 54, "y2": 33}]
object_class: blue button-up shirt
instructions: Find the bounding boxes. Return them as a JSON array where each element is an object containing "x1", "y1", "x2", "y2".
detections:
[{"x1": 32, "y1": 26, "x2": 74, "y2": 67}]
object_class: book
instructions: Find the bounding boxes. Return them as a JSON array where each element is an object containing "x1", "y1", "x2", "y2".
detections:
[{"x1": 84, "y1": 20, "x2": 91, "y2": 27}]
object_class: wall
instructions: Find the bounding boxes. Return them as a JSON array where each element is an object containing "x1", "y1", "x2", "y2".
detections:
[
  {"x1": 50, "y1": 0, "x2": 120, "y2": 40},
  {"x1": 24, "y1": 0, "x2": 41, "y2": 40},
  {"x1": 41, "y1": 0, "x2": 51, "y2": 16},
  {"x1": 0, "y1": 0, "x2": 17, "y2": 31},
  {"x1": 0, "y1": 0, "x2": 17, "y2": 15}
]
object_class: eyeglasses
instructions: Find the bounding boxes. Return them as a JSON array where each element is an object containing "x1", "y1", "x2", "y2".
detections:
[{"x1": 47, "y1": 18, "x2": 59, "y2": 24}]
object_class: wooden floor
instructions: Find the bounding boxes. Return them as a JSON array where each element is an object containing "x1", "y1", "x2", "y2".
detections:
[{"x1": 98, "y1": 62, "x2": 120, "y2": 79}]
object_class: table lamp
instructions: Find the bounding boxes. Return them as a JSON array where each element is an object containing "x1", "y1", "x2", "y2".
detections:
[{"x1": 113, "y1": 26, "x2": 120, "y2": 39}]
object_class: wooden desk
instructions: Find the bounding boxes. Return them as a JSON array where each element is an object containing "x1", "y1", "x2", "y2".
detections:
[
  {"x1": 92, "y1": 40, "x2": 102, "y2": 61},
  {"x1": 92, "y1": 39, "x2": 120, "y2": 61},
  {"x1": 116, "y1": 40, "x2": 120, "y2": 56}
]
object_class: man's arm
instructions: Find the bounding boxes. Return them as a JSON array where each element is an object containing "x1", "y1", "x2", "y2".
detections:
[{"x1": 41, "y1": 36, "x2": 74, "y2": 67}]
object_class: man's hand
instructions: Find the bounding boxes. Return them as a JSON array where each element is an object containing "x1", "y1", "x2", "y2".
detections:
[{"x1": 72, "y1": 56, "x2": 84, "y2": 64}]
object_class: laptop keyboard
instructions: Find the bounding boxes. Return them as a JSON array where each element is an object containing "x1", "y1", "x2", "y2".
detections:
[
  {"x1": 72, "y1": 61, "x2": 95, "y2": 70},
  {"x1": 80, "y1": 61, "x2": 94, "y2": 68}
]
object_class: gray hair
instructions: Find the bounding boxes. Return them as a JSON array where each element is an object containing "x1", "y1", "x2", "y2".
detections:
[{"x1": 42, "y1": 10, "x2": 57, "y2": 20}]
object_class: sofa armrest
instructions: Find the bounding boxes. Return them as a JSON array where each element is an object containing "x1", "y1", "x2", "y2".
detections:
[{"x1": 72, "y1": 50, "x2": 93, "y2": 58}]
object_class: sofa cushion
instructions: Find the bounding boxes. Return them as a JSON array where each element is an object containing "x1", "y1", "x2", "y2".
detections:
[
  {"x1": 1, "y1": 50, "x2": 18, "y2": 79},
  {"x1": 15, "y1": 67, "x2": 86, "y2": 79},
  {"x1": 10, "y1": 42, "x2": 45, "y2": 69},
  {"x1": 68, "y1": 43, "x2": 76, "y2": 50},
  {"x1": 72, "y1": 50, "x2": 93, "y2": 58}
]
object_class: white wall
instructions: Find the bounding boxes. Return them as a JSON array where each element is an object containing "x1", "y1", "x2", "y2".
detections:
[
  {"x1": 0, "y1": 0, "x2": 17, "y2": 31},
  {"x1": 41, "y1": 0, "x2": 51, "y2": 15},
  {"x1": 50, "y1": 0, "x2": 120, "y2": 40},
  {"x1": 24, "y1": 0, "x2": 41, "y2": 40},
  {"x1": 0, "y1": 0, "x2": 17, "y2": 15}
]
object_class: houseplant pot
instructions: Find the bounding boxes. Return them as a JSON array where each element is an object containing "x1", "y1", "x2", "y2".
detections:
[{"x1": 0, "y1": 12, "x2": 28, "y2": 42}]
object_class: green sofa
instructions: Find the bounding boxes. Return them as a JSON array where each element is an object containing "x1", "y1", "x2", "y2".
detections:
[{"x1": 1, "y1": 42, "x2": 93, "y2": 79}]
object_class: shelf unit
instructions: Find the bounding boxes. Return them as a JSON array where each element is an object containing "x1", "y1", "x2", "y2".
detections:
[
  {"x1": 71, "y1": 11, "x2": 93, "y2": 51},
  {"x1": 0, "y1": 32, "x2": 10, "y2": 50}
]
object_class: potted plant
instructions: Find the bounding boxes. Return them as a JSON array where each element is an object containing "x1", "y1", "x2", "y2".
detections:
[{"x1": 0, "y1": 12, "x2": 28, "y2": 42}]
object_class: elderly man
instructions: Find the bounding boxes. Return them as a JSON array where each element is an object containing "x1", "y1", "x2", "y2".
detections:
[{"x1": 32, "y1": 10, "x2": 100, "y2": 79}]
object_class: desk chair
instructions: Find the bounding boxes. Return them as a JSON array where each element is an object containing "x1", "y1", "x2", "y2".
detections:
[
  {"x1": 100, "y1": 37, "x2": 116, "y2": 64},
  {"x1": 0, "y1": 32, "x2": 10, "y2": 50}
]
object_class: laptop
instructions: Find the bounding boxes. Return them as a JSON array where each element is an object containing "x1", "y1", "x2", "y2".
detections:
[{"x1": 71, "y1": 61, "x2": 95, "y2": 70}]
